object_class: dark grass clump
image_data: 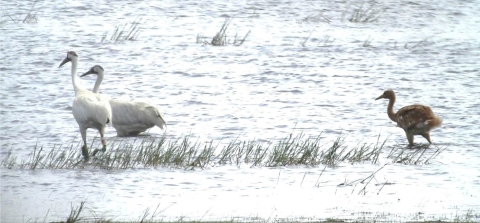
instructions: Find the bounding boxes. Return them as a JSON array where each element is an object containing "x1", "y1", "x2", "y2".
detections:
[
  {"x1": 342, "y1": 0, "x2": 385, "y2": 23},
  {"x1": 101, "y1": 17, "x2": 144, "y2": 43},
  {"x1": 197, "y1": 18, "x2": 250, "y2": 46}
]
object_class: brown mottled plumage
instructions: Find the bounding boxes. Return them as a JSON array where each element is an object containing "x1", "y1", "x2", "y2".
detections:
[{"x1": 375, "y1": 90, "x2": 442, "y2": 146}]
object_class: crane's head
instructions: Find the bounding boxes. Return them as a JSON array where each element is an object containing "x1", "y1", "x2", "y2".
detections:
[
  {"x1": 375, "y1": 89, "x2": 395, "y2": 100},
  {"x1": 59, "y1": 51, "x2": 78, "y2": 68},
  {"x1": 81, "y1": 65, "x2": 104, "y2": 77}
]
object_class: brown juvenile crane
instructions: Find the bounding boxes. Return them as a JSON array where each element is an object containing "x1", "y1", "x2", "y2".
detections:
[{"x1": 375, "y1": 90, "x2": 442, "y2": 146}]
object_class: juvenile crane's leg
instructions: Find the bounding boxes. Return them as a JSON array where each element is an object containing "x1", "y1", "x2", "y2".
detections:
[
  {"x1": 421, "y1": 132, "x2": 432, "y2": 144},
  {"x1": 79, "y1": 127, "x2": 89, "y2": 161},
  {"x1": 92, "y1": 127, "x2": 107, "y2": 156},
  {"x1": 405, "y1": 131, "x2": 414, "y2": 146}
]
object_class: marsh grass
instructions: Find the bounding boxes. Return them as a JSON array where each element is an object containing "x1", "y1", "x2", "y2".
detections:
[
  {"x1": 363, "y1": 36, "x2": 373, "y2": 47},
  {"x1": 48, "y1": 200, "x2": 480, "y2": 223},
  {"x1": 197, "y1": 19, "x2": 250, "y2": 46},
  {"x1": 23, "y1": 0, "x2": 40, "y2": 23},
  {"x1": 101, "y1": 17, "x2": 144, "y2": 43},
  {"x1": 403, "y1": 35, "x2": 436, "y2": 51},
  {"x1": 66, "y1": 201, "x2": 85, "y2": 223},
  {"x1": 317, "y1": 35, "x2": 336, "y2": 47},
  {"x1": 0, "y1": 133, "x2": 424, "y2": 170},
  {"x1": 301, "y1": 30, "x2": 315, "y2": 47},
  {"x1": 342, "y1": 0, "x2": 385, "y2": 23},
  {"x1": 387, "y1": 143, "x2": 444, "y2": 165},
  {"x1": 297, "y1": 10, "x2": 331, "y2": 24},
  {"x1": 5, "y1": 0, "x2": 41, "y2": 23}
]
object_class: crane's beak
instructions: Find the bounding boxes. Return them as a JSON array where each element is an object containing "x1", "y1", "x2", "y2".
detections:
[
  {"x1": 375, "y1": 95, "x2": 384, "y2": 100},
  {"x1": 59, "y1": 57, "x2": 71, "y2": 68},
  {"x1": 80, "y1": 69, "x2": 95, "y2": 77}
]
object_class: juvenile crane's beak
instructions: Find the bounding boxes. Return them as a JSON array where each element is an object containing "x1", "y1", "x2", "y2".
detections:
[
  {"x1": 59, "y1": 57, "x2": 71, "y2": 68},
  {"x1": 375, "y1": 95, "x2": 384, "y2": 100}
]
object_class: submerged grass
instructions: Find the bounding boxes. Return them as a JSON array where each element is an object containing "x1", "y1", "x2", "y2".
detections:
[
  {"x1": 197, "y1": 18, "x2": 250, "y2": 46},
  {"x1": 387, "y1": 143, "x2": 444, "y2": 165},
  {"x1": 342, "y1": 0, "x2": 385, "y2": 23},
  {"x1": 45, "y1": 201, "x2": 480, "y2": 223},
  {"x1": 1, "y1": 133, "x2": 445, "y2": 170},
  {"x1": 4, "y1": 0, "x2": 41, "y2": 23},
  {"x1": 101, "y1": 17, "x2": 144, "y2": 43}
]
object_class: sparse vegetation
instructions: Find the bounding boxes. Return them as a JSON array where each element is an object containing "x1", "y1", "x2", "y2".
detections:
[
  {"x1": 197, "y1": 18, "x2": 250, "y2": 46},
  {"x1": 44, "y1": 200, "x2": 480, "y2": 223},
  {"x1": 23, "y1": 0, "x2": 40, "y2": 23},
  {"x1": 363, "y1": 36, "x2": 373, "y2": 47},
  {"x1": 297, "y1": 10, "x2": 331, "y2": 24},
  {"x1": 1, "y1": 133, "x2": 446, "y2": 170},
  {"x1": 342, "y1": 0, "x2": 385, "y2": 23},
  {"x1": 101, "y1": 17, "x2": 144, "y2": 43},
  {"x1": 388, "y1": 143, "x2": 444, "y2": 165},
  {"x1": 403, "y1": 36, "x2": 436, "y2": 51},
  {"x1": 5, "y1": 0, "x2": 41, "y2": 23},
  {"x1": 317, "y1": 35, "x2": 336, "y2": 47}
]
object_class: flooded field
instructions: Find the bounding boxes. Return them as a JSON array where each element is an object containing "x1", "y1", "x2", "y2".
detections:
[{"x1": 1, "y1": 0, "x2": 479, "y2": 222}]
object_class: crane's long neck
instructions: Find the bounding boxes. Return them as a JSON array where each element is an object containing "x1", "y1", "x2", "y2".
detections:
[
  {"x1": 387, "y1": 95, "x2": 397, "y2": 122},
  {"x1": 70, "y1": 57, "x2": 85, "y2": 94},
  {"x1": 92, "y1": 71, "x2": 104, "y2": 93}
]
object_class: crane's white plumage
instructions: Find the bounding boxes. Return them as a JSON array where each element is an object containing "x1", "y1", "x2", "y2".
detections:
[
  {"x1": 81, "y1": 65, "x2": 167, "y2": 137},
  {"x1": 59, "y1": 51, "x2": 112, "y2": 160}
]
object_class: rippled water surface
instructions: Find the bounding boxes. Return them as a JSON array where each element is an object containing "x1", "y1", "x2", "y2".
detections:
[{"x1": 1, "y1": 0, "x2": 480, "y2": 222}]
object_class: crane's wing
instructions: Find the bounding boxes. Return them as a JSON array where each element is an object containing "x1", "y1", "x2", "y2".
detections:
[
  {"x1": 73, "y1": 93, "x2": 112, "y2": 127},
  {"x1": 395, "y1": 104, "x2": 435, "y2": 129},
  {"x1": 109, "y1": 100, "x2": 166, "y2": 130}
]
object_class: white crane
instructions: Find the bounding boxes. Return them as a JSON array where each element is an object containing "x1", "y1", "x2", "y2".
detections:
[
  {"x1": 80, "y1": 65, "x2": 167, "y2": 137},
  {"x1": 59, "y1": 52, "x2": 112, "y2": 161}
]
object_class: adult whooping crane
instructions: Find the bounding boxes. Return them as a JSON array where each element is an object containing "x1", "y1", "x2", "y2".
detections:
[
  {"x1": 59, "y1": 51, "x2": 112, "y2": 161},
  {"x1": 375, "y1": 90, "x2": 442, "y2": 146},
  {"x1": 81, "y1": 65, "x2": 167, "y2": 136}
]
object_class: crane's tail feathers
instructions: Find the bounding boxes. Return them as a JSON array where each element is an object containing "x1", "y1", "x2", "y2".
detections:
[
  {"x1": 426, "y1": 116, "x2": 443, "y2": 129},
  {"x1": 106, "y1": 117, "x2": 113, "y2": 127}
]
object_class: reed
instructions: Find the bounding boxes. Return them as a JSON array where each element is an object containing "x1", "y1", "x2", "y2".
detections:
[
  {"x1": 387, "y1": 143, "x2": 444, "y2": 165},
  {"x1": 342, "y1": 1, "x2": 385, "y2": 23},
  {"x1": 23, "y1": 0, "x2": 40, "y2": 24},
  {"x1": 363, "y1": 36, "x2": 373, "y2": 47},
  {"x1": 197, "y1": 19, "x2": 250, "y2": 46},
  {"x1": 297, "y1": 10, "x2": 331, "y2": 24},
  {"x1": 66, "y1": 201, "x2": 85, "y2": 223},
  {"x1": 101, "y1": 17, "x2": 144, "y2": 43},
  {"x1": 317, "y1": 35, "x2": 336, "y2": 47},
  {"x1": 301, "y1": 30, "x2": 315, "y2": 47},
  {"x1": 5, "y1": 0, "x2": 41, "y2": 23}
]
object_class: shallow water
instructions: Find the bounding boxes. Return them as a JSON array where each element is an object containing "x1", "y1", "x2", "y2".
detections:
[{"x1": 1, "y1": 0, "x2": 480, "y2": 222}]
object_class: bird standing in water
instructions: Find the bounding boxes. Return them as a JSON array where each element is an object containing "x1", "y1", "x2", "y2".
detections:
[
  {"x1": 375, "y1": 90, "x2": 442, "y2": 146},
  {"x1": 59, "y1": 51, "x2": 112, "y2": 161}
]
